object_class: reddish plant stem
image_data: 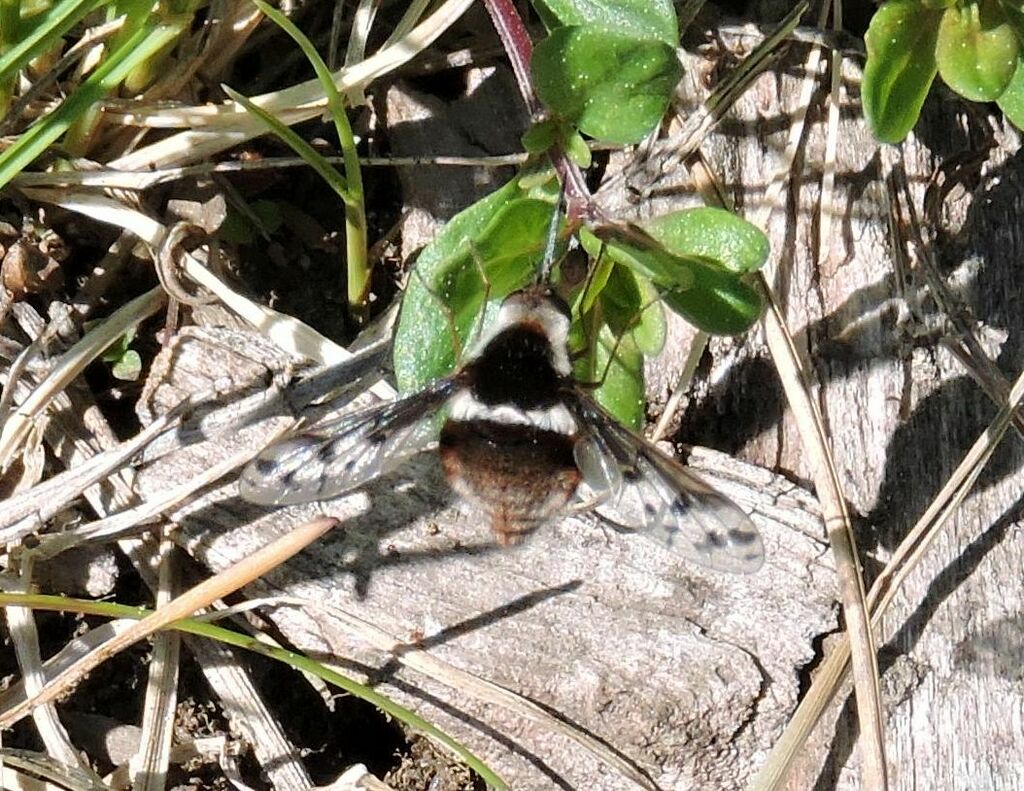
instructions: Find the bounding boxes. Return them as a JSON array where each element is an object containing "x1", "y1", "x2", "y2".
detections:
[
  {"x1": 481, "y1": 0, "x2": 540, "y2": 114},
  {"x1": 481, "y1": 0, "x2": 595, "y2": 222}
]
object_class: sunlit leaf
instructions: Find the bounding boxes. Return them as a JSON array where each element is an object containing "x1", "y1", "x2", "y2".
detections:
[
  {"x1": 862, "y1": 0, "x2": 942, "y2": 143},
  {"x1": 936, "y1": 0, "x2": 1019, "y2": 101},
  {"x1": 590, "y1": 224, "x2": 763, "y2": 335},
  {"x1": 111, "y1": 350, "x2": 142, "y2": 381},
  {"x1": 393, "y1": 185, "x2": 558, "y2": 392},
  {"x1": 599, "y1": 264, "x2": 666, "y2": 356},
  {"x1": 532, "y1": 0, "x2": 678, "y2": 45},
  {"x1": 642, "y1": 207, "x2": 769, "y2": 274},
  {"x1": 573, "y1": 321, "x2": 646, "y2": 430},
  {"x1": 532, "y1": 26, "x2": 682, "y2": 144}
]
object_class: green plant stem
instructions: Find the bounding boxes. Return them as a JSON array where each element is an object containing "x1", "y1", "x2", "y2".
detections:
[
  {"x1": 0, "y1": 592, "x2": 507, "y2": 789},
  {"x1": 61, "y1": 0, "x2": 153, "y2": 152},
  {"x1": 252, "y1": 0, "x2": 370, "y2": 322},
  {"x1": 0, "y1": 0, "x2": 18, "y2": 114},
  {"x1": 0, "y1": 0, "x2": 102, "y2": 85},
  {"x1": 0, "y1": 22, "x2": 183, "y2": 189}
]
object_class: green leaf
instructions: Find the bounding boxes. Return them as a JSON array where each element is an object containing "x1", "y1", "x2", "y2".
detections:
[
  {"x1": 111, "y1": 349, "x2": 142, "y2": 381},
  {"x1": 0, "y1": 0, "x2": 104, "y2": 88},
  {"x1": 532, "y1": 26, "x2": 682, "y2": 144},
  {"x1": 599, "y1": 264, "x2": 666, "y2": 356},
  {"x1": 570, "y1": 233, "x2": 614, "y2": 316},
  {"x1": 222, "y1": 85, "x2": 351, "y2": 203},
  {"x1": 564, "y1": 128, "x2": 593, "y2": 167},
  {"x1": 999, "y1": 0, "x2": 1024, "y2": 40},
  {"x1": 937, "y1": 0, "x2": 1020, "y2": 102},
  {"x1": 522, "y1": 120, "x2": 558, "y2": 153},
  {"x1": 631, "y1": 276, "x2": 667, "y2": 355},
  {"x1": 862, "y1": 0, "x2": 943, "y2": 143},
  {"x1": 589, "y1": 325, "x2": 643, "y2": 432},
  {"x1": 393, "y1": 182, "x2": 558, "y2": 392},
  {"x1": 661, "y1": 275, "x2": 762, "y2": 336},
  {"x1": 575, "y1": 324, "x2": 645, "y2": 430},
  {"x1": 594, "y1": 225, "x2": 763, "y2": 335},
  {"x1": 998, "y1": 56, "x2": 1024, "y2": 127},
  {"x1": 590, "y1": 226, "x2": 695, "y2": 287},
  {"x1": 641, "y1": 207, "x2": 769, "y2": 274},
  {"x1": 532, "y1": 0, "x2": 678, "y2": 46}
]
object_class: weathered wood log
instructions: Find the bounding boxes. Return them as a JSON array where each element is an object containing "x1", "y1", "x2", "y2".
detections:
[{"x1": 132, "y1": 22, "x2": 1024, "y2": 791}]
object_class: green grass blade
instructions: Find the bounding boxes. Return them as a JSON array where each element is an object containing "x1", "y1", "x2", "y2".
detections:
[
  {"x1": 248, "y1": 0, "x2": 369, "y2": 313},
  {"x1": 221, "y1": 85, "x2": 351, "y2": 203},
  {"x1": 250, "y1": 0, "x2": 353, "y2": 157},
  {"x1": 0, "y1": 0, "x2": 104, "y2": 86},
  {"x1": 0, "y1": 592, "x2": 508, "y2": 789},
  {"x1": 0, "y1": 22, "x2": 182, "y2": 189}
]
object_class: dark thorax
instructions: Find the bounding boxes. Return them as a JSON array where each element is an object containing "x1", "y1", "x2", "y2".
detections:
[{"x1": 463, "y1": 323, "x2": 566, "y2": 410}]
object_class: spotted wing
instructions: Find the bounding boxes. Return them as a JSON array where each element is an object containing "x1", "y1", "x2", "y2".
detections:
[
  {"x1": 239, "y1": 378, "x2": 458, "y2": 506},
  {"x1": 567, "y1": 390, "x2": 763, "y2": 573}
]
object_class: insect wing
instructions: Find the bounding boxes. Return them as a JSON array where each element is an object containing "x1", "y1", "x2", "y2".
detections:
[
  {"x1": 568, "y1": 391, "x2": 764, "y2": 573},
  {"x1": 240, "y1": 378, "x2": 457, "y2": 506}
]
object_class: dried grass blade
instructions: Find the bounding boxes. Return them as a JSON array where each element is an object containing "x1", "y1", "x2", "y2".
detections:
[
  {"x1": 5, "y1": 562, "x2": 93, "y2": 773},
  {"x1": 339, "y1": 0, "x2": 381, "y2": 103},
  {"x1": 33, "y1": 434, "x2": 284, "y2": 559},
  {"x1": 0, "y1": 401, "x2": 189, "y2": 540},
  {"x1": 0, "y1": 749, "x2": 110, "y2": 791},
  {"x1": 0, "y1": 593, "x2": 508, "y2": 790},
  {"x1": 817, "y1": 1, "x2": 843, "y2": 262},
  {"x1": 106, "y1": 0, "x2": 476, "y2": 170},
  {"x1": 752, "y1": 364, "x2": 1024, "y2": 788},
  {"x1": 22, "y1": 187, "x2": 394, "y2": 395},
  {"x1": 759, "y1": 277, "x2": 888, "y2": 789},
  {"x1": 0, "y1": 516, "x2": 338, "y2": 729},
  {"x1": 0, "y1": 621, "x2": 135, "y2": 711},
  {"x1": 129, "y1": 537, "x2": 179, "y2": 791},
  {"x1": 0, "y1": 287, "x2": 166, "y2": 473}
]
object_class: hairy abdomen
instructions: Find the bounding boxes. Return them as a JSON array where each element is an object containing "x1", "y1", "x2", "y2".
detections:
[{"x1": 439, "y1": 419, "x2": 580, "y2": 545}]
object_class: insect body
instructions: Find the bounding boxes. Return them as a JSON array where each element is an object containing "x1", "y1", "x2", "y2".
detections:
[{"x1": 239, "y1": 285, "x2": 764, "y2": 573}]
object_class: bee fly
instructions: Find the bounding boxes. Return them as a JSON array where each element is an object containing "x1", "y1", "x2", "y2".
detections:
[{"x1": 239, "y1": 284, "x2": 764, "y2": 573}]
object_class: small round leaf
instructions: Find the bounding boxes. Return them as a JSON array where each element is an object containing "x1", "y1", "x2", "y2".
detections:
[
  {"x1": 936, "y1": 1, "x2": 1020, "y2": 102},
  {"x1": 532, "y1": 26, "x2": 682, "y2": 145},
  {"x1": 522, "y1": 120, "x2": 558, "y2": 153},
  {"x1": 641, "y1": 207, "x2": 769, "y2": 274},
  {"x1": 532, "y1": 0, "x2": 678, "y2": 46},
  {"x1": 863, "y1": 0, "x2": 943, "y2": 143}
]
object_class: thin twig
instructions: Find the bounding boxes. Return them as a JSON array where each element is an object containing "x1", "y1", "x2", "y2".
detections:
[
  {"x1": 0, "y1": 397, "x2": 192, "y2": 541},
  {"x1": 480, "y1": 0, "x2": 592, "y2": 218},
  {"x1": 817, "y1": 0, "x2": 843, "y2": 265},
  {"x1": 747, "y1": 2, "x2": 888, "y2": 784},
  {"x1": 5, "y1": 558, "x2": 95, "y2": 773},
  {"x1": 759, "y1": 275, "x2": 888, "y2": 788}
]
